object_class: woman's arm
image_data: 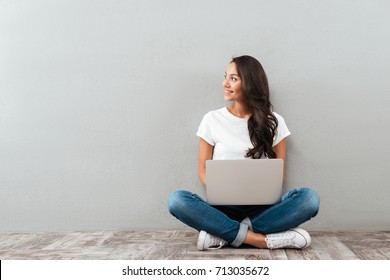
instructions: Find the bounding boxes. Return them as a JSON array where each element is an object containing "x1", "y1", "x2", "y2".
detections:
[
  {"x1": 273, "y1": 138, "x2": 287, "y2": 182},
  {"x1": 198, "y1": 138, "x2": 214, "y2": 187}
]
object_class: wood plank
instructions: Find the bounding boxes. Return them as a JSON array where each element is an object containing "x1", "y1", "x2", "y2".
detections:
[
  {"x1": 284, "y1": 247, "x2": 320, "y2": 260},
  {"x1": 309, "y1": 233, "x2": 359, "y2": 260},
  {"x1": 350, "y1": 248, "x2": 388, "y2": 260},
  {"x1": 377, "y1": 248, "x2": 390, "y2": 259},
  {"x1": 268, "y1": 249, "x2": 288, "y2": 260},
  {"x1": 0, "y1": 230, "x2": 388, "y2": 260}
]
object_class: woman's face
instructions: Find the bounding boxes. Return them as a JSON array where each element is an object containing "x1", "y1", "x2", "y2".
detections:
[{"x1": 223, "y1": 62, "x2": 244, "y2": 102}]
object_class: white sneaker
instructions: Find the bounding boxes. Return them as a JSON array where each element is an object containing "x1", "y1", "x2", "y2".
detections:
[
  {"x1": 265, "y1": 228, "x2": 311, "y2": 249},
  {"x1": 197, "y1": 230, "x2": 228, "y2": 251}
]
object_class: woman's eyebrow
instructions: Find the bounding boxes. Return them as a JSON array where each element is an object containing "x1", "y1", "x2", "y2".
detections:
[{"x1": 225, "y1": 72, "x2": 239, "y2": 77}]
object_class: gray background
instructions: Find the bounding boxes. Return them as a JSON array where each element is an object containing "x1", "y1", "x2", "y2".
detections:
[{"x1": 1, "y1": 0, "x2": 389, "y2": 232}]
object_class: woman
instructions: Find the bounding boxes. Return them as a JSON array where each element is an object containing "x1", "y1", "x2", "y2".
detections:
[{"x1": 168, "y1": 55, "x2": 320, "y2": 250}]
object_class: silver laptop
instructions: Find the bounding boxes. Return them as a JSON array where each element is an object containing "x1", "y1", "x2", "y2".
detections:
[{"x1": 206, "y1": 159, "x2": 283, "y2": 205}]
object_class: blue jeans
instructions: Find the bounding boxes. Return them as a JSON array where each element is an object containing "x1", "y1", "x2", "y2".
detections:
[{"x1": 168, "y1": 187, "x2": 320, "y2": 247}]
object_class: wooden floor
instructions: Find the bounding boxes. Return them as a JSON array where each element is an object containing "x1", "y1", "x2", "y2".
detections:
[{"x1": 0, "y1": 230, "x2": 389, "y2": 260}]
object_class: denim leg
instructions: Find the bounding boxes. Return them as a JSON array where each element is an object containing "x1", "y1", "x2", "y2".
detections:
[
  {"x1": 168, "y1": 190, "x2": 248, "y2": 246},
  {"x1": 248, "y1": 187, "x2": 320, "y2": 234}
]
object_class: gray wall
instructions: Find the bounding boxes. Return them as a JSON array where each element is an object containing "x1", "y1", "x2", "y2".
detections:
[{"x1": 1, "y1": 0, "x2": 389, "y2": 232}]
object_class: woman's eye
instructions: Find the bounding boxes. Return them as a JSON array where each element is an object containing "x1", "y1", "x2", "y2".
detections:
[{"x1": 231, "y1": 77, "x2": 237, "y2": 82}]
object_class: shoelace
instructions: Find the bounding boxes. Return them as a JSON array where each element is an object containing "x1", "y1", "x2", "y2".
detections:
[
  {"x1": 266, "y1": 233, "x2": 297, "y2": 249},
  {"x1": 207, "y1": 236, "x2": 227, "y2": 250}
]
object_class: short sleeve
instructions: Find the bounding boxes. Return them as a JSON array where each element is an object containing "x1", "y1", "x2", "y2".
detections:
[
  {"x1": 196, "y1": 112, "x2": 215, "y2": 146},
  {"x1": 273, "y1": 113, "x2": 291, "y2": 147}
]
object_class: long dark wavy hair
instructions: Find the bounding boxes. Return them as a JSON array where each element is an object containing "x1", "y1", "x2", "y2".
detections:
[{"x1": 231, "y1": 55, "x2": 278, "y2": 159}]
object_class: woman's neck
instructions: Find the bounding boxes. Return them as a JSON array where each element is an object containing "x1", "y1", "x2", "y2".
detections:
[{"x1": 227, "y1": 102, "x2": 252, "y2": 118}]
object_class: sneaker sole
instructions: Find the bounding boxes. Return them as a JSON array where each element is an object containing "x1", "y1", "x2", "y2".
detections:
[
  {"x1": 290, "y1": 228, "x2": 311, "y2": 249},
  {"x1": 196, "y1": 230, "x2": 208, "y2": 251}
]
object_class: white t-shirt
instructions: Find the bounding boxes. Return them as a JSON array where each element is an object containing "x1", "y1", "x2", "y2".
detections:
[{"x1": 196, "y1": 107, "x2": 291, "y2": 160}]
